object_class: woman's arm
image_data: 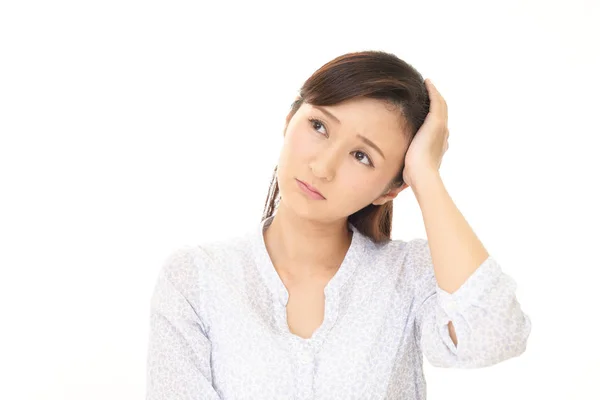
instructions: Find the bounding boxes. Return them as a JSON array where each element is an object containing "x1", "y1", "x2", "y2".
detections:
[
  {"x1": 412, "y1": 171, "x2": 490, "y2": 346},
  {"x1": 146, "y1": 247, "x2": 222, "y2": 400},
  {"x1": 408, "y1": 172, "x2": 531, "y2": 368}
]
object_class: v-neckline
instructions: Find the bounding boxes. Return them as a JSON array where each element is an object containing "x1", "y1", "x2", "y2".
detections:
[{"x1": 252, "y1": 214, "x2": 366, "y2": 343}]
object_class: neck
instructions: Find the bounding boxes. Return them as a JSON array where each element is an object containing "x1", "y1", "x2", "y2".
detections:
[{"x1": 263, "y1": 204, "x2": 353, "y2": 280}]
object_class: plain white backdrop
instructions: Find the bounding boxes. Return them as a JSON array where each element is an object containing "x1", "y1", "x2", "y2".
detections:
[{"x1": 1, "y1": 0, "x2": 598, "y2": 399}]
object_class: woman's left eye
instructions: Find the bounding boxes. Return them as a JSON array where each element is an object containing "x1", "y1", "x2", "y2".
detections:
[
  {"x1": 309, "y1": 118, "x2": 327, "y2": 136},
  {"x1": 353, "y1": 151, "x2": 373, "y2": 167}
]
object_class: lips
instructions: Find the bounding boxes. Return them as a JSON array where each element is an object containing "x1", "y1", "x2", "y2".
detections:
[{"x1": 297, "y1": 179, "x2": 325, "y2": 199}]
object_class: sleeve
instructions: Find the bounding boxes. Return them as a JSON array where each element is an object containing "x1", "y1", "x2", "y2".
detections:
[
  {"x1": 409, "y1": 238, "x2": 532, "y2": 368},
  {"x1": 146, "y1": 246, "x2": 223, "y2": 400}
]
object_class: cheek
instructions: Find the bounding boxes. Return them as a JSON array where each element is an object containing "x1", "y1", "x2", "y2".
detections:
[
  {"x1": 284, "y1": 128, "x2": 315, "y2": 159},
  {"x1": 278, "y1": 128, "x2": 311, "y2": 176},
  {"x1": 336, "y1": 173, "x2": 374, "y2": 202}
]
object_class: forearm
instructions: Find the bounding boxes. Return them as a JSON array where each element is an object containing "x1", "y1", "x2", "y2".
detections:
[{"x1": 411, "y1": 171, "x2": 490, "y2": 294}]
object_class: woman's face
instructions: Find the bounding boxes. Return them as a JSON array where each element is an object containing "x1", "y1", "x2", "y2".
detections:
[{"x1": 277, "y1": 96, "x2": 410, "y2": 223}]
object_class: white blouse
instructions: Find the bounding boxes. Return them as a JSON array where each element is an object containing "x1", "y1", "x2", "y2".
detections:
[{"x1": 146, "y1": 214, "x2": 531, "y2": 399}]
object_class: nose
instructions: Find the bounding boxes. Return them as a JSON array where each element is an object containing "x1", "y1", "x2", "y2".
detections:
[{"x1": 308, "y1": 148, "x2": 340, "y2": 182}]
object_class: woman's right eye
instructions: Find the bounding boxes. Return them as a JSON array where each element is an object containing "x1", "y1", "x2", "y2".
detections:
[{"x1": 308, "y1": 118, "x2": 327, "y2": 137}]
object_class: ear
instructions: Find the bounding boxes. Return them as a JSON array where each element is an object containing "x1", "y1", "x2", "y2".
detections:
[{"x1": 371, "y1": 182, "x2": 409, "y2": 206}]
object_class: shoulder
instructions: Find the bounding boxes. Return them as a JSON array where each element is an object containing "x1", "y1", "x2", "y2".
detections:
[
  {"x1": 157, "y1": 244, "x2": 213, "y2": 297},
  {"x1": 363, "y1": 236, "x2": 433, "y2": 278},
  {"x1": 364, "y1": 236, "x2": 429, "y2": 263},
  {"x1": 158, "y1": 232, "x2": 252, "y2": 290},
  {"x1": 196, "y1": 232, "x2": 252, "y2": 271}
]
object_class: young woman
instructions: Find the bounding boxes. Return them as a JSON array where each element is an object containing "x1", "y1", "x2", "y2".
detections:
[{"x1": 146, "y1": 50, "x2": 532, "y2": 400}]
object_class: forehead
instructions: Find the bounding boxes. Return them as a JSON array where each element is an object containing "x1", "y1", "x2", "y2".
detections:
[{"x1": 303, "y1": 97, "x2": 409, "y2": 157}]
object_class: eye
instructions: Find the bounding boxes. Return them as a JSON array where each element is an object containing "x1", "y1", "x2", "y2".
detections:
[
  {"x1": 308, "y1": 117, "x2": 328, "y2": 136},
  {"x1": 352, "y1": 151, "x2": 373, "y2": 167}
]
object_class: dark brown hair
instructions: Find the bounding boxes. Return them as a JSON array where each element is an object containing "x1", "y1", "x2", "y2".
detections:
[{"x1": 262, "y1": 50, "x2": 430, "y2": 243}]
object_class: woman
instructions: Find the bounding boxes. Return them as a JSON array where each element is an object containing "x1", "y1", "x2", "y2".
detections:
[{"x1": 146, "y1": 50, "x2": 532, "y2": 400}]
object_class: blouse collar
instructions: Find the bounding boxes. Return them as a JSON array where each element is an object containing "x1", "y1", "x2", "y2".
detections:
[{"x1": 251, "y1": 213, "x2": 367, "y2": 306}]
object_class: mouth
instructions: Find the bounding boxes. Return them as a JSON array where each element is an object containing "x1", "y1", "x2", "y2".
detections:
[{"x1": 296, "y1": 179, "x2": 326, "y2": 200}]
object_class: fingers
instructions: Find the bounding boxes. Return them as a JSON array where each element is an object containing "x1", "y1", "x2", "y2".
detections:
[{"x1": 425, "y1": 79, "x2": 448, "y2": 123}]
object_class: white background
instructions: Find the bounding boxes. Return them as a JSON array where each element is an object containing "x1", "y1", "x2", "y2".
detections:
[{"x1": 1, "y1": 0, "x2": 598, "y2": 399}]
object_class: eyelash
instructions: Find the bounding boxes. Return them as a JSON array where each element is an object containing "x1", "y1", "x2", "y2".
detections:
[{"x1": 307, "y1": 117, "x2": 374, "y2": 168}]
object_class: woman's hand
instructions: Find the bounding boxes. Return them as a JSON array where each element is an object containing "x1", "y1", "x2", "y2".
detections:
[{"x1": 402, "y1": 79, "x2": 450, "y2": 187}]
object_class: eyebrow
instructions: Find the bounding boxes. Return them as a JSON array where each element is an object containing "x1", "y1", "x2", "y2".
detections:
[
  {"x1": 357, "y1": 134, "x2": 386, "y2": 160},
  {"x1": 313, "y1": 105, "x2": 341, "y2": 124},
  {"x1": 313, "y1": 105, "x2": 386, "y2": 160}
]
